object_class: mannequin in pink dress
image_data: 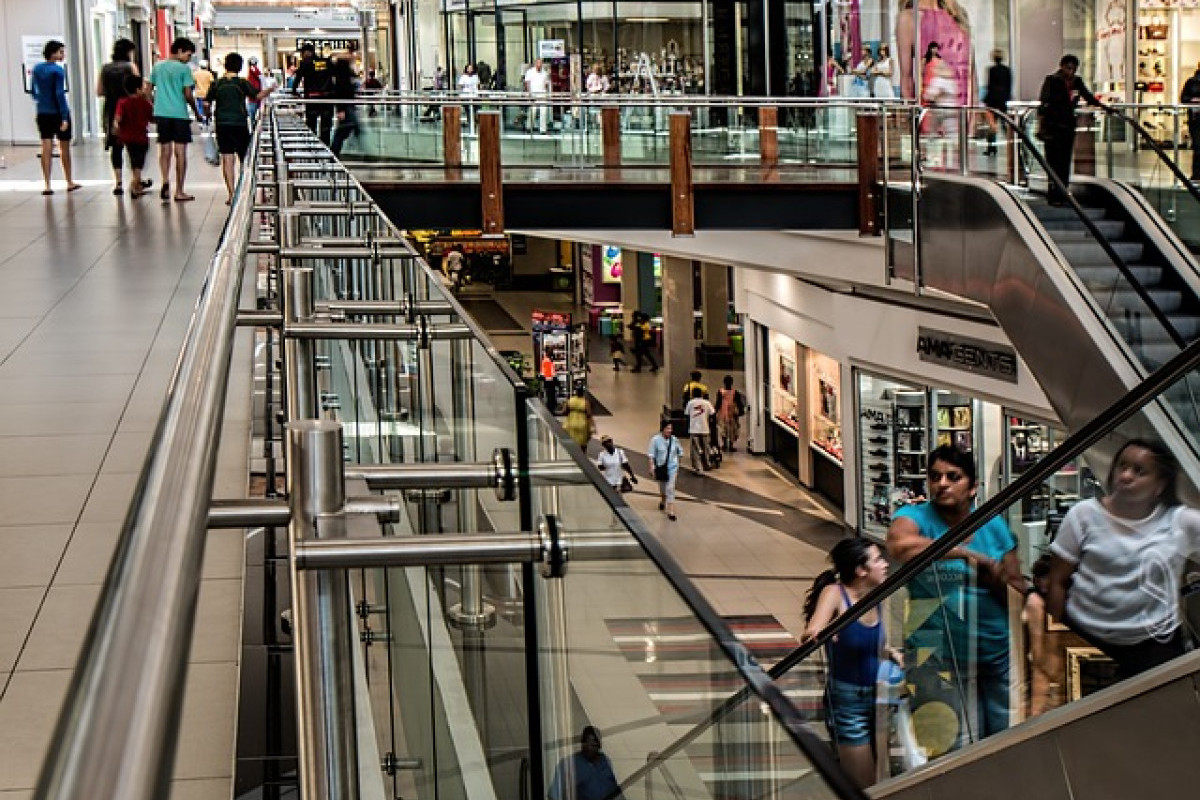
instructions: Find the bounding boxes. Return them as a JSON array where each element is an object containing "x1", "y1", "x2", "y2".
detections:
[{"x1": 896, "y1": 0, "x2": 975, "y2": 105}]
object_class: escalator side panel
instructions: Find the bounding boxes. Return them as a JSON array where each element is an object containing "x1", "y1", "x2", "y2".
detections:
[
  {"x1": 877, "y1": 653, "x2": 1200, "y2": 800},
  {"x1": 920, "y1": 175, "x2": 1138, "y2": 432}
]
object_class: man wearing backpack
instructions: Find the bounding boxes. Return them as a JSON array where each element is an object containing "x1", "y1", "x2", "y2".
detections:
[
  {"x1": 205, "y1": 52, "x2": 274, "y2": 202},
  {"x1": 715, "y1": 375, "x2": 746, "y2": 452}
]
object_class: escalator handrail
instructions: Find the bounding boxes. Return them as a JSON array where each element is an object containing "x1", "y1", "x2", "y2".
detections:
[
  {"x1": 986, "y1": 106, "x2": 1188, "y2": 350},
  {"x1": 1104, "y1": 106, "x2": 1200, "y2": 208},
  {"x1": 768, "y1": 335, "x2": 1200, "y2": 681},
  {"x1": 619, "y1": 337, "x2": 1200, "y2": 797}
]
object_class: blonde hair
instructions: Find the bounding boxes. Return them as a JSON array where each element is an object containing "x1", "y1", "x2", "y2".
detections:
[{"x1": 900, "y1": 0, "x2": 971, "y2": 35}]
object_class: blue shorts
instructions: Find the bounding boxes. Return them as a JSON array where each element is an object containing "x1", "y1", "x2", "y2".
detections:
[{"x1": 827, "y1": 679, "x2": 875, "y2": 745}]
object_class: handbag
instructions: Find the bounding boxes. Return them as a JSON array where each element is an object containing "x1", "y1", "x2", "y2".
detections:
[
  {"x1": 653, "y1": 436, "x2": 673, "y2": 481},
  {"x1": 619, "y1": 476, "x2": 634, "y2": 493}
]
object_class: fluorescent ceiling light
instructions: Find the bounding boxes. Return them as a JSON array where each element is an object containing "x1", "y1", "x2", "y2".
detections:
[{"x1": 627, "y1": 17, "x2": 670, "y2": 22}]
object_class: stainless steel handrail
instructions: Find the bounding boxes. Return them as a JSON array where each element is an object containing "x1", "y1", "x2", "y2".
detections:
[{"x1": 34, "y1": 119, "x2": 264, "y2": 799}]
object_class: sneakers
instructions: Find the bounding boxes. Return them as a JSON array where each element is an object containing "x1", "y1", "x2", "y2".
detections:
[
  {"x1": 867, "y1": 462, "x2": 888, "y2": 471},
  {"x1": 867, "y1": 448, "x2": 888, "y2": 457},
  {"x1": 867, "y1": 436, "x2": 888, "y2": 444}
]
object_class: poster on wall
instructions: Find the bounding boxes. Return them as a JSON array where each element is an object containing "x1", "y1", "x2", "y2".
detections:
[
  {"x1": 1095, "y1": 0, "x2": 1125, "y2": 96},
  {"x1": 22, "y1": 35, "x2": 67, "y2": 94},
  {"x1": 601, "y1": 246, "x2": 623, "y2": 284}
]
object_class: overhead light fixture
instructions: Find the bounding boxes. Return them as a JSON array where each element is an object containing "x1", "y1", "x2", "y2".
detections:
[{"x1": 628, "y1": 17, "x2": 669, "y2": 22}]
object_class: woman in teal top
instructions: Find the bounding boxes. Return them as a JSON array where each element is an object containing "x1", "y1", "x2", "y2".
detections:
[{"x1": 887, "y1": 444, "x2": 1022, "y2": 754}]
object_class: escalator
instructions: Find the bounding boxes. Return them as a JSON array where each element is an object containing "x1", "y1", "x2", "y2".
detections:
[{"x1": 917, "y1": 113, "x2": 1200, "y2": 448}]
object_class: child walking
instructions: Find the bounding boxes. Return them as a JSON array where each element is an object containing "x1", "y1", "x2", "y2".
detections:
[
  {"x1": 113, "y1": 74, "x2": 154, "y2": 198},
  {"x1": 608, "y1": 334, "x2": 627, "y2": 372}
]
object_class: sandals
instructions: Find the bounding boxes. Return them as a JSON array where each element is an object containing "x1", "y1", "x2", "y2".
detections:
[
  {"x1": 41, "y1": 189, "x2": 53, "y2": 196},
  {"x1": 160, "y1": 183, "x2": 170, "y2": 201},
  {"x1": 113, "y1": 185, "x2": 124, "y2": 196},
  {"x1": 173, "y1": 193, "x2": 195, "y2": 202},
  {"x1": 66, "y1": 184, "x2": 81, "y2": 192}
]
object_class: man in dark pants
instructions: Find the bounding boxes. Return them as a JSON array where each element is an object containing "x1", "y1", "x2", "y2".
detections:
[
  {"x1": 1182, "y1": 64, "x2": 1200, "y2": 181},
  {"x1": 1038, "y1": 54, "x2": 1105, "y2": 205},
  {"x1": 983, "y1": 49, "x2": 1011, "y2": 156},
  {"x1": 293, "y1": 43, "x2": 333, "y2": 145}
]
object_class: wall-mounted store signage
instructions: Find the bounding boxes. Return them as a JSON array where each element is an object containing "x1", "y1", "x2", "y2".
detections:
[
  {"x1": 916, "y1": 328, "x2": 1018, "y2": 383},
  {"x1": 601, "y1": 246, "x2": 623, "y2": 283},
  {"x1": 295, "y1": 38, "x2": 359, "y2": 52},
  {"x1": 538, "y1": 39, "x2": 566, "y2": 59}
]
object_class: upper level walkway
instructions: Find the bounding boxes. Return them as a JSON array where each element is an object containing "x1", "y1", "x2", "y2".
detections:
[{"x1": 0, "y1": 136, "x2": 850, "y2": 800}]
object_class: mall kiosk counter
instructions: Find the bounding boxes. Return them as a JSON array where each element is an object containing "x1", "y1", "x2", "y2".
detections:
[{"x1": 532, "y1": 310, "x2": 587, "y2": 414}]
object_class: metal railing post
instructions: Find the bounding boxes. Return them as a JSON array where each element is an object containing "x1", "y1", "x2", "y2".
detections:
[
  {"x1": 285, "y1": 267, "x2": 317, "y2": 420},
  {"x1": 287, "y1": 419, "x2": 361, "y2": 800}
]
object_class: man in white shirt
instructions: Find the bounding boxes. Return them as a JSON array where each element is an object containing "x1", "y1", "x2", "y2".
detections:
[
  {"x1": 684, "y1": 387, "x2": 715, "y2": 472},
  {"x1": 594, "y1": 435, "x2": 637, "y2": 491},
  {"x1": 523, "y1": 58, "x2": 551, "y2": 133}
]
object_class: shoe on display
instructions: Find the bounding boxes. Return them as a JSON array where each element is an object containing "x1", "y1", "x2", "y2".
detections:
[
  {"x1": 868, "y1": 448, "x2": 888, "y2": 457},
  {"x1": 867, "y1": 436, "x2": 888, "y2": 444},
  {"x1": 870, "y1": 423, "x2": 889, "y2": 431},
  {"x1": 868, "y1": 462, "x2": 888, "y2": 471}
]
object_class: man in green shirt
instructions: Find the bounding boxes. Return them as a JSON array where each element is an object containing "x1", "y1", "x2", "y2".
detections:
[
  {"x1": 205, "y1": 52, "x2": 274, "y2": 202},
  {"x1": 148, "y1": 37, "x2": 197, "y2": 202}
]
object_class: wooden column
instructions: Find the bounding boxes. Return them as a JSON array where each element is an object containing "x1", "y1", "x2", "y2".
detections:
[
  {"x1": 856, "y1": 112, "x2": 881, "y2": 236},
  {"x1": 669, "y1": 112, "x2": 694, "y2": 237},
  {"x1": 759, "y1": 106, "x2": 779, "y2": 167},
  {"x1": 443, "y1": 106, "x2": 462, "y2": 168},
  {"x1": 601, "y1": 106, "x2": 621, "y2": 167},
  {"x1": 479, "y1": 111, "x2": 504, "y2": 235}
]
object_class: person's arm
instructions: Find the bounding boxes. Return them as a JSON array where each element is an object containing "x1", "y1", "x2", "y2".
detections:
[
  {"x1": 1024, "y1": 592, "x2": 1051, "y2": 716},
  {"x1": 896, "y1": 10, "x2": 914, "y2": 99},
  {"x1": 95, "y1": 69, "x2": 106, "y2": 98},
  {"x1": 1045, "y1": 554, "x2": 1077, "y2": 621},
  {"x1": 55, "y1": 69, "x2": 70, "y2": 120},
  {"x1": 621, "y1": 452, "x2": 638, "y2": 482},
  {"x1": 1078, "y1": 77, "x2": 1103, "y2": 108},
  {"x1": 886, "y1": 514, "x2": 980, "y2": 565},
  {"x1": 801, "y1": 583, "x2": 843, "y2": 642}
]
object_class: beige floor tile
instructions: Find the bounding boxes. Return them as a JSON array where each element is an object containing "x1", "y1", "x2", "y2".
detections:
[
  {"x1": 0, "y1": 789, "x2": 34, "y2": 799},
  {"x1": 54, "y1": 523, "x2": 122, "y2": 585},
  {"x1": 202, "y1": 529, "x2": 246, "y2": 581},
  {"x1": 0, "y1": 475, "x2": 92, "y2": 526},
  {"x1": 15, "y1": 583, "x2": 103, "y2": 671},
  {"x1": 169, "y1": 777, "x2": 232, "y2": 800},
  {"x1": 78, "y1": 472, "x2": 140, "y2": 524},
  {"x1": 0, "y1": 525, "x2": 71, "y2": 588},
  {"x1": 0, "y1": 374, "x2": 136, "y2": 405},
  {"x1": 0, "y1": 588, "x2": 44, "y2": 674},
  {"x1": 0, "y1": 670, "x2": 72, "y2": 791},
  {"x1": 100, "y1": 429, "x2": 155, "y2": 474},
  {"x1": 189, "y1": 579, "x2": 242, "y2": 664},
  {"x1": 171, "y1": 661, "x2": 238, "y2": 781},
  {"x1": 0, "y1": 435, "x2": 110, "y2": 478}
]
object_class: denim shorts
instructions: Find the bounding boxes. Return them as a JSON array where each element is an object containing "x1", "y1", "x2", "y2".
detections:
[{"x1": 826, "y1": 679, "x2": 875, "y2": 745}]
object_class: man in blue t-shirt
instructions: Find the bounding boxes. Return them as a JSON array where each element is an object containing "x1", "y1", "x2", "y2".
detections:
[
  {"x1": 548, "y1": 727, "x2": 624, "y2": 800},
  {"x1": 887, "y1": 444, "x2": 1023, "y2": 752},
  {"x1": 31, "y1": 39, "x2": 80, "y2": 195},
  {"x1": 148, "y1": 37, "x2": 197, "y2": 202}
]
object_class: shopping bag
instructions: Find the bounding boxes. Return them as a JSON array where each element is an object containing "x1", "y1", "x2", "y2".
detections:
[{"x1": 202, "y1": 124, "x2": 220, "y2": 166}]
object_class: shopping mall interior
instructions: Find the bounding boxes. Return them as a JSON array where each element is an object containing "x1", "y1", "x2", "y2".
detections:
[{"x1": 2, "y1": 1, "x2": 1200, "y2": 799}]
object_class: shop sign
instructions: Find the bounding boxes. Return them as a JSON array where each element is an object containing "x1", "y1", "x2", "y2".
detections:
[
  {"x1": 295, "y1": 38, "x2": 359, "y2": 52},
  {"x1": 538, "y1": 39, "x2": 566, "y2": 59},
  {"x1": 21, "y1": 35, "x2": 66, "y2": 94},
  {"x1": 916, "y1": 328, "x2": 1018, "y2": 383}
]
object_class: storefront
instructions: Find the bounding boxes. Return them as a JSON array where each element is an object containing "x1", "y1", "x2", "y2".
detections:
[
  {"x1": 762, "y1": 331, "x2": 845, "y2": 508},
  {"x1": 1134, "y1": 2, "x2": 1200, "y2": 138}
]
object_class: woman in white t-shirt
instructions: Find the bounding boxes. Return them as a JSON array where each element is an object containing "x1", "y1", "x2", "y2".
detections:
[
  {"x1": 595, "y1": 435, "x2": 637, "y2": 491},
  {"x1": 1047, "y1": 439, "x2": 1200, "y2": 678}
]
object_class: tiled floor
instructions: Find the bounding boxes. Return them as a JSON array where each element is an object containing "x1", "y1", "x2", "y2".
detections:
[{"x1": 0, "y1": 140, "x2": 251, "y2": 800}]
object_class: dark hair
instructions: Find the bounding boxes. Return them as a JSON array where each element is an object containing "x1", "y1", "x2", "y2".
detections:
[
  {"x1": 691, "y1": 387, "x2": 704, "y2": 399},
  {"x1": 723, "y1": 375, "x2": 734, "y2": 389},
  {"x1": 224, "y1": 52, "x2": 244, "y2": 73},
  {"x1": 659, "y1": 418, "x2": 673, "y2": 433},
  {"x1": 580, "y1": 725, "x2": 600, "y2": 744},
  {"x1": 111, "y1": 38, "x2": 136, "y2": 62},
  {"x1": 171, "y1": 37, "x2": 196, "y2": 56},
  {"x1": 1031, "y1": 553, "x2": 1053, "y2": 581},
  {"x1": 690, "y1": 370, "x2": 702, "y2": 381},
  {"x1": 123, "y1": 74, "x2": 144, "y2": 94},
  {"x1": 43, "y1": 40, "x2": 64, "y2": 60},
  {"x1": 301, "y1": 42, "x2": 316, "y2": 54},
  {"x1": 1106, "y1": 438, "x2": 1180, "y2": 506},
  {"x1": 926, "y1": 444, "x2": 977, "y2": 486},
  {"x1": 1060, "y1": 54, "x2": 1080, "y2": 69},
  {"x1": 803, "y1": 538, "x2": 876, "y2": 621},
  {"x1": 923, "y1": 42, "x2": 940, "y2": 64}
]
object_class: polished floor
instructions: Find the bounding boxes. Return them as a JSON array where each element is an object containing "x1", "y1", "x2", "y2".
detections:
[
  {"x1": 0, "y1": 139, "x2": 849, "y2": 800},
  {"x1": 0, "y1": 140, "x2": 251, "y2": 800}
]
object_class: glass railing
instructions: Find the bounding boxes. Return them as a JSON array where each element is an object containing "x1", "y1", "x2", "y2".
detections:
[
  {"x1": 770, "y1": 339, "x2": 1200, "y2": 789},
  {"x1": 268, "y1": 105, "x2": 865, "y2": 798},
  {"x1": 291, "y1": 94, "x2": 899, "y2": 175}
]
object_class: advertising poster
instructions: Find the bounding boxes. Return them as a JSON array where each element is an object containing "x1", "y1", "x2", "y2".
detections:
[{"x1": 601, "y1": 245, "x2": 623, "y2": 284}]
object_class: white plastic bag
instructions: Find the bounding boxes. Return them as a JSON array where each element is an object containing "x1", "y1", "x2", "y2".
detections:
[{"x1": 202, "y1": 123, "x2": 220, "y2": 166}]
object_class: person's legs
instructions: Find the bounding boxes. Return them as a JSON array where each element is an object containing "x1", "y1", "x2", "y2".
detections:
[
  {"x1": 109, "y1": 137, "x2": 125, "y2": 191},
  {"x1": 689, "y1": 435, "x2": 704, "y2": 471},
  {"x1": 221, "y1": 153, "x2": 236, "y2": 199},
  {"x1": 53, "y1": 126, "x2": 78, "y2": 189},
  {"x1": 664, "y1": 471, "x2": 678, "y2": 519},
  {"x1": 1044, "y1": 134, "x2": 1075, "y2": 203},
  {"x1": 318, "y1": 109, "x2": 334, "y2": 146},
  {"x1": 1097, "y1": 631, "x2": 1186, "y2": 679},
  {"x1": 1190, "y1": 117, "x2": 1200, "y2": 180},
  {"x1": 39, "y1": 139, "x2": 54, "y2": 191},
  {"x1": 976, "y1": 648, "x2": 1011, "y2": 739},
  {"x1": 173, "y1": 142, "x2": 191, "y2": 200},
  {"x1": 159, "y1": 139, "x2": 174, "y2": 198}
]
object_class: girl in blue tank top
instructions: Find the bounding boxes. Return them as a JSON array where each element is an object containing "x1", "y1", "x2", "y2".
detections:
[{"x1": 803, "y1": 538, "x2": 902, "y2": 789}]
